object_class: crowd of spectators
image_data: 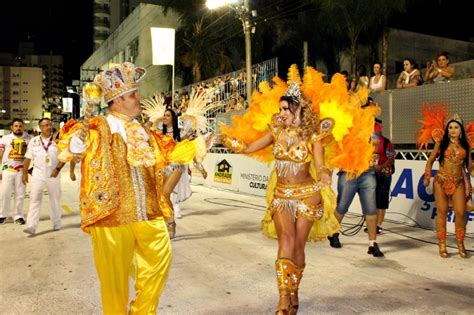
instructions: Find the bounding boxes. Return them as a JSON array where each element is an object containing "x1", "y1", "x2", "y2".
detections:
[
  {"x1": 163, "y1": 59, "x2": 278, "y2": 116},
  {"x1": 347, "y1": 51, "x2": 457, "y2": 93},
  {"x1": 163, "y1": 52, "x2": 461, "y2": 117}
]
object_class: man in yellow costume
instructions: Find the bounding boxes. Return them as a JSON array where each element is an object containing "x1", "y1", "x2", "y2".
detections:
[{"x1": 59, "y1": 62, "x2": 172, "y2": 314}]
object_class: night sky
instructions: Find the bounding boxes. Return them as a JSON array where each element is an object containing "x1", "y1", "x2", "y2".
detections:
[
  {"x1": 0, "y1": 0, "x2": 93, "y2": 85},
  {"x1": 0, "y1": 0, "x2": 472, "y2": 84}
]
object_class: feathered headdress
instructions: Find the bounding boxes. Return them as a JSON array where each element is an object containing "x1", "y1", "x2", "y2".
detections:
[
  {"x1": 142, "y1": 89, "x2": 217, "y2": 134},
  {"x1": 416, "y1": 103, "x2": 448, "y2": 150},
  {"x1": 417, "y1": 103, "x2": 474, "y2": 149},
  {"x1": 141, "y1": 93, "x2": 165, "y2": 126},
  {"x1": 220, "y1": 64, "x2": 378, "y2": 177}
]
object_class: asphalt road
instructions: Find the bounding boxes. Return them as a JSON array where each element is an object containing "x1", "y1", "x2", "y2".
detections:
[{"x1": 1, "y1": 175, "x2": 473, "y2": 314}]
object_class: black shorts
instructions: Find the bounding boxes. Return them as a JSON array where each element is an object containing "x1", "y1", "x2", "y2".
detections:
[{"x1": 375, "y1": 172, "x2": 392, "y2": 210}]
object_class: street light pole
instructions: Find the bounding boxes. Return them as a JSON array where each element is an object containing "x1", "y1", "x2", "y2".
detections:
[
  {"x1": 243, "y1": 0, "x2": 253, "y2": 102},
  {"x1": 206, "y1": 0, "x2": 254, "y2": 103}
]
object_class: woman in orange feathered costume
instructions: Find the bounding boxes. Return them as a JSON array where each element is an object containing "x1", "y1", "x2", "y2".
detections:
[
  {"x1": 417, "y1": 104, "x2": 474, "y2": 258},
  {"x1": 221, "y1": 65, "x2": 377, "y2": 314}
]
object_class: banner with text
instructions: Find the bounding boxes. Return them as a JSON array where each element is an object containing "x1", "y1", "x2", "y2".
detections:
[{"x1": 192, "y1": 155, "x2": 473, "y2": 232}]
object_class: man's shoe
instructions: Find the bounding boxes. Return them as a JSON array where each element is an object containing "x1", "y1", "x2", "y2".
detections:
[
  {"x1": 0, "y1": 217, "x2": 6, "y2": 224},
  {"x1": 368, "y1": 242, "x2": 384, "y2": 257},
  {"x1": 23, "y1": 228, "x2": 35, "y2": 235},
  {"x1": 14, "y1": 218, "x2": 26, "y2": 225},
  {"x1": 328, "y1": 233, "x2": 342, "y2": 248}
]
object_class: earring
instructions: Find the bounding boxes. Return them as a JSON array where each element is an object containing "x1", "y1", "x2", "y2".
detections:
[{"x1": 292, "y1": 117, "x2": 300, "y2": 125}]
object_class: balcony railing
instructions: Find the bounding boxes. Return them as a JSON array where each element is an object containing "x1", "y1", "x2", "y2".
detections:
[
  {"x1": 94, "y1": 4, "x2": 110, "y2": 15},
  {"x1": 371, "y1": 78, "x2": 474, "y2": 144},
  {"x1": 94, "y1": 31, "x2": 109, "y2": 41},
  {"x1": 94, "y1": 17, "x2": 110, "y2": 28}
]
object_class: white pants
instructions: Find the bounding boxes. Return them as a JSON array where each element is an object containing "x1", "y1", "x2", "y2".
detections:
[
  {"x1": 26, "y1": 176, "x2": 62, "y2": 232},
  {"x1": 0, "y1": 171, "x2": 26, "y2": 220}
]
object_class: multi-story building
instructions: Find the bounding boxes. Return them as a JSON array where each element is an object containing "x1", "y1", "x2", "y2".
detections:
[
  {"x1": 0, "y1": 66, "x2": 43, "y2": 130},
  {"x1": 93, "y1": 0, "x2": 161, "y2": 50},
  {"x1": 84, "y1": 2, "x2": 180, "y2": 105},
  {"x1": 23, "y1": 55, "x2": 64, "y2": 100}
]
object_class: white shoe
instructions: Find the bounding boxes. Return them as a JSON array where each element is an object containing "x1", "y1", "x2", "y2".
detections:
[{"x1": 23, "y1": 228, "x2": 36, "y2": 235}]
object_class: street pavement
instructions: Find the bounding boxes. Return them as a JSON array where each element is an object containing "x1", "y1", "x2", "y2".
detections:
[{"x1": 0, "y1": 175, "x2": 473, "y2": 314}]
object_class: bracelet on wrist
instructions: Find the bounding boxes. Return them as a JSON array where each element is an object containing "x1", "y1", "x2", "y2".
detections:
[{"x1": 223, "y1": 136, "x2": 247, "y2": 153}]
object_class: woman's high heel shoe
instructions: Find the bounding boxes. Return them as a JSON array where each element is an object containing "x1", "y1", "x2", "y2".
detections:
[
  {"x1": 438, "y1": 240, "x2": 448, "y2": 258},
  {"x1": 289, "y1": 264, "x2": 304, "y2": 315},
  {"x1": 456, "y1": 228, "x2": 467, "y2": 258},
  {"x1": 437, "y1": 231, "x2": 448, "y2": 258},
  {"x1": 167, "y1": 221, "x2": 176, "y2": 239},
  {"x1": 275, "y1": 258, "x2": 297, "y2": 315}
]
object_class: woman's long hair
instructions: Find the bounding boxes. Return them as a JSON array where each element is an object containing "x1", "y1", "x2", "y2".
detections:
[
  {"x1": 162, "y1": 109, "x2": 181, "y2": 142},
  {"x1": 438, "y1": 120, "x2": 470, "y2": 169},
  {"x1": 279, "y1": 95, "x2": 318, "y2": 140}
]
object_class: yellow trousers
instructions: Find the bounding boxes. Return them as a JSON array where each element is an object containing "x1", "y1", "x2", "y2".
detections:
[{"x1": 90, "y1": 218, "x2": 172, "y2": 314}]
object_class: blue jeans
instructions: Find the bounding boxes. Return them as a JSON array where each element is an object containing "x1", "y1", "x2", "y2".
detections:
[{"x1": 336, "y1": 170, "x2": 377, "y2": 216}]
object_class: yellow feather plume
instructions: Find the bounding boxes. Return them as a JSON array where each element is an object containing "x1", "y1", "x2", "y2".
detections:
[
  {"x1": 221, "y1": 65, "x2": 378, "y2": 176},
  {"x1": 287, "y1": 64, "x2": 302, "y2": 85}
]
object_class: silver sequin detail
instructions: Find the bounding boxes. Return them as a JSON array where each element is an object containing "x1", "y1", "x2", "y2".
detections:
[
  {"x1": 130, "y1": 166, "x2": 143, "y2": 221},
  {"x1": 164, "y1": 163, "x2": 186, "y2": 176},
  {"x1": 275, "y1": 160, "x2": 304, "y2": 177}
]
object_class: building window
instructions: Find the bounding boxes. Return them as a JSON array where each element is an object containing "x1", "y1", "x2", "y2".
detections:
[
  {"x1": 23, "y1": 81, "x2": 28, "y2": 84},
  {"x1": 12, "y1": 82, "x2": 19, "y2": 86},
  {"x1": 128, "y1": 38, "x2": 139, "y2": 63}
]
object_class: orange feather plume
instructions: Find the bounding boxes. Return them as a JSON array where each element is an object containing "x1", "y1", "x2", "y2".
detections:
[{"x1": 416, "y1": 103, "x2": 447, "y2": 150}]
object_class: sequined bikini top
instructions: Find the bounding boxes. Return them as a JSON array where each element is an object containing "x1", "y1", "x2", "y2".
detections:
[
  {"x1": 273, "y1": 133, "x2": 310, "y2": 163},
  {"x1": 443, "y1": 143, "x2": 466, "y2": 165},
  {"x1": 271, "y1": 124, "x2": 318, "y2": 177}
]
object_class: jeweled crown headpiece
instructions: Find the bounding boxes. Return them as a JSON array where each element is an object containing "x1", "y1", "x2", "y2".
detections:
[
  {"x1": 91, "y1": 62, "x2": 146, "y2": 103},
  {"x1": 448, "y1": 113, "x2": 463, "y2": 125},
  {"x1": 284, "y1": 81, "x2": 302, "y2": 104}
]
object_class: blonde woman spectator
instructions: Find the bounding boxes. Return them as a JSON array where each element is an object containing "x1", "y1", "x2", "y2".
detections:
[
  {"x1": 424, "y1": 51, "x2": 455, "y2": 83},
  {"x1": 369, "y1": 62, "x2": 386, "y2": 93},
  {"x1": 396, "y1": 59, "x2": 422, "y2": 89},
  {"x1": 351, "y1": 64, "x2": 369, "y2": 92}
]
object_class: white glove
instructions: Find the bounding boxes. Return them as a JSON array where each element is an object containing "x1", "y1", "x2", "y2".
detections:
[{"x1": 70, "y1": 136, "x2": 86, "y2": 154}]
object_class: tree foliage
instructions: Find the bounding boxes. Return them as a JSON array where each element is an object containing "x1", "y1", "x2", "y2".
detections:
[{"x1": 159, "y1": 0, "x2": 407, "y2": 84}]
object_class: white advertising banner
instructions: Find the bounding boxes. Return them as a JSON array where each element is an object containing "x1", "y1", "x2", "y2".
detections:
[
  {"x1": 193, "y1": 155, "x2": 473, "y2": 233},
  {"x1": 62, "y1": 97, "x2": 73, "y2": 113},
  {"x1": 150, "y1": 27, "x2": 175, "y2": 66}
]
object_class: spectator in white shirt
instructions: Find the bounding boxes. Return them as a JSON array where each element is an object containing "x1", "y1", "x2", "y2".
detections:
[{"x1": 0, "y1": 118, "x2": 31, "y2": 225}]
